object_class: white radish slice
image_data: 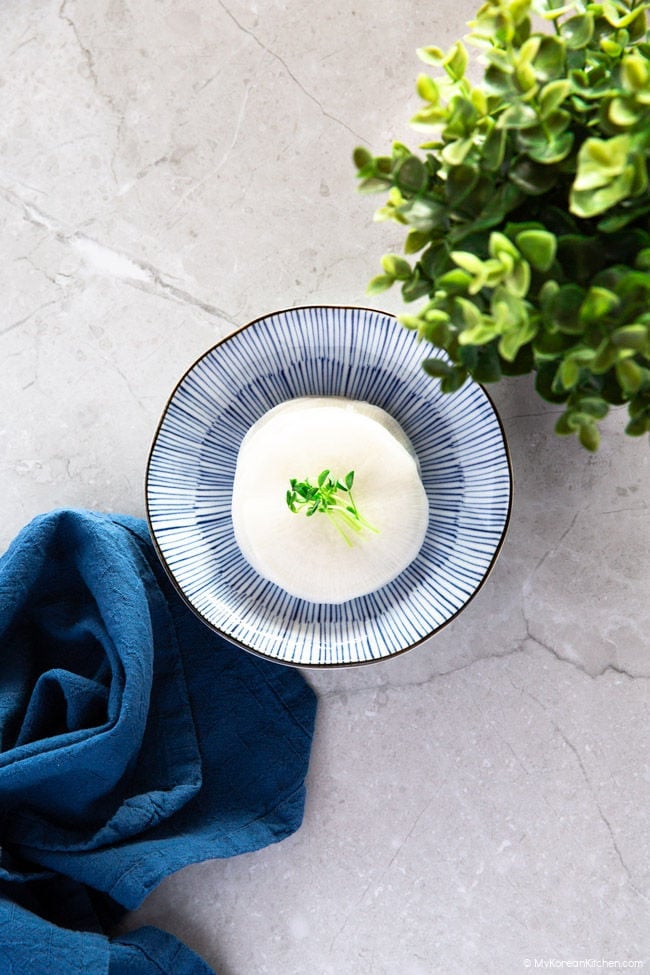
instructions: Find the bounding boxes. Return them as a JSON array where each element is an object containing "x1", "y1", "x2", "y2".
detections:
[
  {"x1": 239, "y1": 396, "x2": 420, "y2": 467},
  {"x1": 231, "y1": 399, "x2": 428, "y2": 604}
]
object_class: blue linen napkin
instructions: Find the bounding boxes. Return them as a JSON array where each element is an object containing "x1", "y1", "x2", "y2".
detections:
[{"x1": 0, "y1": 509, "x2": 317, "y2": 974}]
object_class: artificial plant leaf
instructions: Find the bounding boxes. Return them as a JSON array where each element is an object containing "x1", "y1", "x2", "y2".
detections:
[
  {"x1": 607, "y1": 96, "x2": 640, "y2": 128},
  {"x1": 561, "y1": 13, "x2": 594, "y2": 49},
  {"x1": 481, "y1": 124, "x2": 507, "y2": 170},
  {"x1": 416, "y1": 74, "x2": 440, "y2": 104},
  {"x1": 353, "y1": 146, "x2": 373, "y2": 170},
  {"x1": 515, "y1": 229, "x2": 557, "y2": 270},
  {"x1": 367, "y1": 274, "x2": 395, "y2": 295},
  {"x1": 559, "y1": 356, "x2": 580, "y2": 388},
  {"x1": 473, "y1": 341, "x2": 503, "y2": 382},
  {"x1": 422, "y1": 357, "x2": 452, "y2": 377},
  {"x1": 417, "y1": 45, "x2": 445, "y2": 64},
  {"x1": 610, "y1": 324, "x2": 648, "y2": 350},
  {"x1": 578, "y1": 420, "x2": 600, "y2": 451},
  {"x1": 525, "y1": 130, "x2": 574, "y2": 163},
  {"x1": 399, "y1": 197, "x2": 448, "y2": 232},
  {"x1": 551, "y1": 283, "x2": 585, "y2": 333},
  {"x1": 533, "y1": 34, "x2": 566, "y2": 81},
  {"x1": 509, "y1": 156, "x2": 559, "y2": 194},
  {"x1": 539, "y1": 78, "x2": 572, "y2": 116},
  {"x1": 571, "y1": 168, "x2": 635, "y2": 217},
  {"x1": 381, "y1": 253, "x2": 412, "y2": 280},
  {"x1": 579, "y1": 285, "x2": 619, "y2": 323},
  {"x1": 621, "y1": 54, "x2": 649, "y2": 92},
  {"x1": 395, "y1": 155, "x2": 428, "y2": 194},
  {"x1": 442, "y1": 137, "x2": 474, "y2": 167},
  {"x1": 625, "y1": 413, "x2": 650, "y2": 435},
  {"x1": 616, "y1": 357, "x2": 644, "y2": 391},
  {"x1": 445, "y1": 164, "x2": 480, "y2": 205},
  {"x1": 535, "y1": 360, "x2": 571, "y2": 403},
  {"x1": 572, "y1": 134, "x2": 631, "y2": 191},
  {"x1": 444, "y1": 42, "x2": 469, "y2": 80},
  {"x1": 404, "y1": 230, "x2": 431, "y2": 254}
]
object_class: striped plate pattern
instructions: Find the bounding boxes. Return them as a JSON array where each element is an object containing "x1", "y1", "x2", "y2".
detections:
[{"x1": 146, "y1": 305, "x2": 512, "y2": 667}]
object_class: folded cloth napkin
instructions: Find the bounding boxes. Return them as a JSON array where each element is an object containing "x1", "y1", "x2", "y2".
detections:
[{"x1": 0, "y1": 509, "x2": 317, "y2": 974}]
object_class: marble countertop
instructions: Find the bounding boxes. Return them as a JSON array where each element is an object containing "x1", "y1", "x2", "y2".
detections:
[{"x1": 2, "y1": 0, "x2": 649, "y2": 972}]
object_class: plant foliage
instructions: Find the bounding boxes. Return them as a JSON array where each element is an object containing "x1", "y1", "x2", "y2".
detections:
[
  {"x1": 355, "y1": 0, "x2": 650, "y2": 449},
  {"x1": 286, "y1": 470, "x2": 379, "y2": 545}
]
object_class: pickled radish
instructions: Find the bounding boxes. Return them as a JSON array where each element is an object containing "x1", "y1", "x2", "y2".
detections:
[{"x1": 231, "y1": 397, "x2": 428, "y2": 603}]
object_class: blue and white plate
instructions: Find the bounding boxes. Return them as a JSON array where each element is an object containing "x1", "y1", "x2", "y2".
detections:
[{"x1": 146, "y1": 305, "x2": 512, "y2": 667}]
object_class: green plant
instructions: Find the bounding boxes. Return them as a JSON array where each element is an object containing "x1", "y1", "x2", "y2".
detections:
[
  {"x1": 286, "y1": 470, "x2": 379, "y2": 545},
  {"x1": 355, "y1": 0, "x2": 650, "y2": 449}
]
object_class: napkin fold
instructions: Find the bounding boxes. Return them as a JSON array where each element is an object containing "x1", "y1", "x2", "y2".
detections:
[{"x1": 0, "y1": 509, "x2": 317, "y2": 974}]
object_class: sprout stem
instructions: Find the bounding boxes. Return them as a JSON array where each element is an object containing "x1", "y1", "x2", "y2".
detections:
[{"x1": 286, "y1": 470, "x2": 379, "y2": 544}]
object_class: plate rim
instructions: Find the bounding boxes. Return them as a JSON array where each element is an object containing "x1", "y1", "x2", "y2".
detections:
[{"x1": 145, "y1": 303, "x2": 514, "y2": 669}]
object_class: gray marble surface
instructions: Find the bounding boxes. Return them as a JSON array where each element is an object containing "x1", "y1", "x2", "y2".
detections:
[{"x1": 1, "y1": 1, "x2": 649, "y2": 973}]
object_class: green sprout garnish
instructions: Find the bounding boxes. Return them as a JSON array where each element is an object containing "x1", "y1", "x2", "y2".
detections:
[{"x1": 285, "y1": 469, "x2": 379, "y2": 547}]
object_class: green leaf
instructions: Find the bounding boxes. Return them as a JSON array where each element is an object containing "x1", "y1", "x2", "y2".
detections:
[
  {"x1": 607, "y1": 96, "x2": 640, "y2": 128},
  {"x1": 489, "y1": 231, "x2": 520, "y2": 261},
  {"x1": 441, "y1": 137, "x2": 474, "y2": 167},
  {"x1": 616, "y1": 357, "x2": 644, "y2": 391},
  {"x1": 622, "y1": 54, "x2": 649, "y2": 92},
  {"x1": 422, "y1": 357, "x2": 452, "y2": 377},
  {"x1": 417, "y1": 45, "x2": 445, "y2": 65},
  {"x1": 501, "y1": 101, "x2": 539, "y2": 128},
  {"x1": 539, "y1": 79, "x2": 572, "y2": 117},
  {"x1": 571, "y1": 169, "x2": 638, "y2": 217},
  {"x1": 394, "y1": 155, "x2": 428, "y2": 194},
  {"x1": 536, "y1": 360, "x2": 571, "y2": 403},
  {"x1": 437, "y1": 268, "x2": 473, "y2": 294},
  {"x1": 445, "y1": 164, "x2": 480, "y2": 205},
  {"x1": 473, "y1": 342, "x2": 503, "y2": 382},
  {"x1": 551, "y1": 283, "x2": 585, "y2": 334},
  {"x1": 353, "y1": 146, "x2": 374, "y2": 170},
  {"x1": 421, "y1": 313, "x2": 452, "y2": 346},
  {"x1": 625, "y1": 413, "x2": 650, "y2": 436},
  {"x1": 345, "y1": 470, "x2": 355, "y2": 490},
  {"x1": 399, "y1": 198, "x2": 448, "y2": 233},
  {"x1": 555, "y1": 411, "x2": 575, "y2": 435},
  {"x1": 318, "y1": 469, "x2": 330, "y2": 488},
  {"x1": 443, "y1": 41, "x2": 469, "y2": 80},
  {"x1": 525, "y1": 130, "x2": 574, "y2": 164},
  {"x1": 459, "y1": 321, "x2": 499, "y2": 345},
  {"x1": 559, "y1": 356, "x2": 580, "y2": 388},
  {"x1": 357, "y1": 176, "x2": 392, "y2": 194},
  {"x1": 411, "y1": 105, "x2": 447, "y2": 128},
  {"x1": 532, "y1": 34, "x2": 566, "y2": 81},
  {"x1": 367, "y1": 274, "x2": 395, "y2": 296},
  {"x1": 573, "y1": 134, "x2": 631, "y2": 190},
  {"x1": 381, "y1": 253, "x2": 412, "y2": 280},
  {"x1": 455, "y1": 296, "x2": 483, "y2": 329},
  {"x1": 404, "y1": 230, "x2": 430, "y2": 254},
  {"x1": 416, "y1": 73, "x2": 440, "y2": 103},
  {"x1": 509, "y1": 157, "x2": 559, "y2": 194},
  {"x1": 450, "y1": 250, "x2": 485, "y2": 276},
  {"x1": 575, "y1": 396, "x2": 609, "y2": 419},
  {"x1": 610, "y1": 324, "x2": 648, "y2": 350},
  {"x1": 481, "y1": 124, "x2": 507, "y2": 170},
  {"x1": 440, "y1": 367, "x2": 467, "y2": 393},
  {"x1": 515, "y1": 229, "x2": 557, "y2": 271},
  {"x1": 579, "y1": 286, "x2": 619, "y2": 323},
  {"x1": 401, "y1": 274, "x2": 430, "y2": 302},
  {"x1": 561, "y1": 13, "x2": 594, "y2": 49},
  {"x1": 579, "y1": 420, "x2": 600, "y2": 451},
  {"x1": 499, "y1": 326, "x2": 534, "y2": 362}
]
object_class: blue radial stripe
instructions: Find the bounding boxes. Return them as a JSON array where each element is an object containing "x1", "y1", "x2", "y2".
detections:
[{"x1": 146, "y1": 305, "x2": 511, "y2": 667}]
